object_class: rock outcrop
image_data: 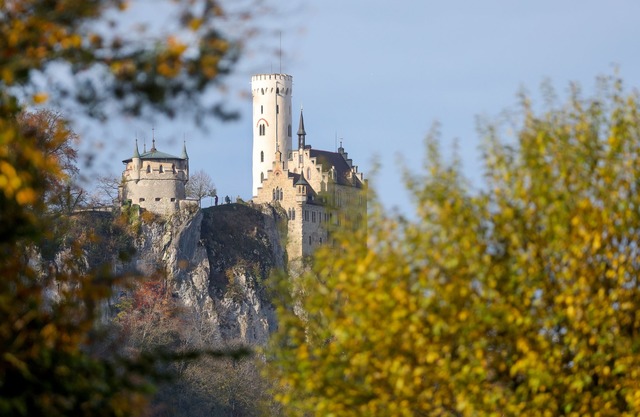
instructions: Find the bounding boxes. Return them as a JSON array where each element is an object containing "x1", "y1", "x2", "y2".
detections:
[
  {"x1": 131, "y1": 203, "x2": 287, "y2": 345},
  {"x1": 46, "y1": 203, "x2": 287, "y2": 346}
]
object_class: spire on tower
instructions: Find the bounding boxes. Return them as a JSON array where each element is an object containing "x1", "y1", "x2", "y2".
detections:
[
  {"x1": 181, "y1": 140, "x2": 189, "y2": 159},
  {"x1": 150, "y1": 127, "x2": 157, "y2": 152},
  {"x1": 297, "y1": 108, "x2": 306, "y2": 150},
  {"x1": 133, "y1": 138, "x2": 140, "y2": 158}
]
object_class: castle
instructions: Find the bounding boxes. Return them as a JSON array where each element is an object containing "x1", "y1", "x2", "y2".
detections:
[
  {"x1": 249, "y1": 74, "x2": 366, "y2": 258},
  {"x1": 121, "y1": 73, "x2": 366, "y2": 258},
  {"x1": 120, "y1": 137, "x2": 196, "y2": 215}
]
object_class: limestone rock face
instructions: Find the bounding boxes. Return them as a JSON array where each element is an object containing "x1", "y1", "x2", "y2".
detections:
[{"x1": 130, "y1": 203, "x2": 286, "y2": 345}]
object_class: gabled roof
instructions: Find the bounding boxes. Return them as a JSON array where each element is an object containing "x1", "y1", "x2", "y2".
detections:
[{"x1": 309, "y1": 149, "x2": 363, "y2": 188}]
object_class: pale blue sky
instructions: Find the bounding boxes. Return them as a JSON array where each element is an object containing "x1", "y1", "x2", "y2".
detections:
[{"x1": 80, "y1": 1, "x2": 640, "y2": 212}]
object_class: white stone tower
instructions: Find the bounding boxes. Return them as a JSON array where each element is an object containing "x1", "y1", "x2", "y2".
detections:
[{"x1": 251, "y1": 74, "x2": 293, "y2": 196}]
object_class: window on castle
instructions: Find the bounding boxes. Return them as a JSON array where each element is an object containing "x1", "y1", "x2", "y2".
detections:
[
  {"x1": 139, "y1": 198, "x2": 145, "y2": 202},
  {"x1": 312, "y1": 211, "x2": 316, "y2": 223},
  {"x1": 159, "y1": 165, "x2": 164, "y2": 173},
  {"x1": 279, "y1": 189, "x2": 283, "y2": 200},
  {"x1": 171, "y1": 198, "x2": 176, "y2": 202},
  {"x1": 304, "y1": 210, "x2": 309, "y2": 222},
  {"x1": 172, "y1": 164, "x2": 175, "y2": 173},
  {"x1": 288, "y1": 124, "x2": 291, "y2": 137},
  {"x1": 261, "y1": 105, "x2": 263, "y2": 114},
  {"x1": 146, "y1": 165, "x2": 151, "y2": 173},
  {"x1": 272, "y1": 189, "x2": 275, "y2": 200},
  {"x1": 260, "y1": 151, "x2": 264, "y2": 162},
  {"x1": 307, "y1": 168, "x2": 311, "y2": 179},
  {"x1": 319, "y1": 237, "x2": 322, "y2": 244},
  {"x1": 309, "y1": 236, "x2": 312, "y2": 246},
  {"x1": 276, "y1": 104, "x2": 279, "y2": 114},
  {"x1": 292, "y1": 209, "x2": 296, "y2": 220},
  {"x1": 261, "y1": 172, "x2": 264, "y2": 183},
  {"x1": 155, "y1": 197, "x2": 161, "y2": 201},
  {"x1": 261, "y1": 88, "x2": 264, "y2": 95},
  {"x1": 259, "y1": 124, "x2": 265, "y2": 136}
]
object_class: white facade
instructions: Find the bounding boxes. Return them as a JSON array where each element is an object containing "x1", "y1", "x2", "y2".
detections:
[{"x1": 251, "y1": 74, "x2": 293, "y2": 197}]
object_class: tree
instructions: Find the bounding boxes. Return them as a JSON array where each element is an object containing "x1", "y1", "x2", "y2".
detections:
[
  {"x1": 266, "y1": 76, "x2": 640, "y2": 417},
  {"x1": 115, "y1": 278, "x2": 271, "y2": 417},
  {"x1": 91, "y1": 175, "x2": 123, "y2": 207},
  {"x1": 0, "y1": 1, "x2": 263, "y2": 415},
  {"x1": 16, "y1": 109, "x2": 88, "y2": 214},
  {"x1": 186, "y1": 169, "x2": 216, "y2": 207}
]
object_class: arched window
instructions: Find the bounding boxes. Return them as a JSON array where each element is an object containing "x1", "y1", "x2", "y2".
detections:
[
  {"x1": 260, "y1": 151, "x2": 264, "y2": 162},
  {"x1": 159, "y1": 165, "x2": 164, "y2": 173},
  {"x1": 279, "y1": 188, "x2": 283, "y2": 200},
  {"x1": 146, "y1": 164, "x2": 151, "y2": 173}
]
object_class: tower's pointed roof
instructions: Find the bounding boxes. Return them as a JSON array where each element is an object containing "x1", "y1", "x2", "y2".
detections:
[
  {"x1": 182, "y1": 140, "x2": 189, "y2": 159},
  {"x1": 297, "y1": 109, "x2": 306, "y2": 136},
  {"x1": 133, "y1": 139, "x2": 140, "y2": 158},
  {"x1": 295, "y1": 172, "x2": 309, "y2": 186}
]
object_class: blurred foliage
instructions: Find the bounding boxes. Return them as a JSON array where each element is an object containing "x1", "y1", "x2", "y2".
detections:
[
  {"x1": 0, "y1": 0, "x2": 253, "y2": 121},
  {"x1": 0, "y1": 102, "x2": 160, "y2": 415},
  {"x1": 0, "y1": 1, "x2": 264, "y2": 415},
  {"x1": 267, "y1": 75, "x2": 640, "y2": 417}
]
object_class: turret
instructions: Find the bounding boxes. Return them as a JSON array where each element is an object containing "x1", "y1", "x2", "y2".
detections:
[
  {"x1": 297, "y1": 109, "x2": 306, "y2": 151},
  {"x1": 295, "y1": 173, "x2": 309, "y2": 203},
  {"x1": 182, "y1": 140, "x2": 189, "y2": 181},
  {"x1": 251, "y1": 73, "x2": 293, "y2": 197},
  {"x1": 132, "y1": 139, "x2": 141, "y2": 182}
]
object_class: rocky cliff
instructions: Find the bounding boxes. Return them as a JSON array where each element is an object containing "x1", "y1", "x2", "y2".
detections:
[
  {"x1": 51, "y1": 203, "x2": 287, "y2": 346},
  {"x1": 132, "y1": 203, "x2": 287, "y2": 345}
]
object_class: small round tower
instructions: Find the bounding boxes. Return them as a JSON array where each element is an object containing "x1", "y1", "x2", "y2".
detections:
[
  {"x1": 121, "y1": 139, "x2": 189, "y2": 214},
  {"x1": 251, "y1": 73, "x2": 293, "y2": 197}
]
